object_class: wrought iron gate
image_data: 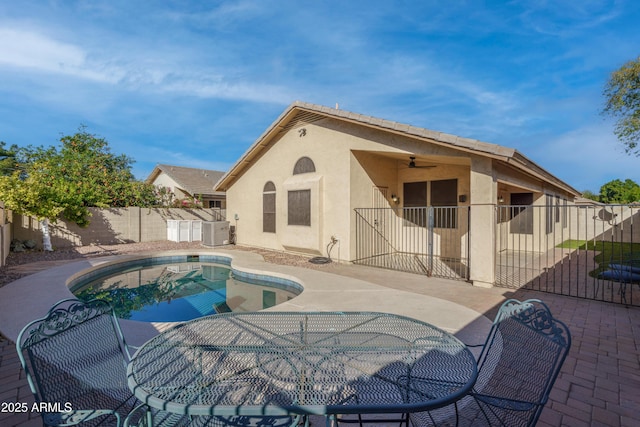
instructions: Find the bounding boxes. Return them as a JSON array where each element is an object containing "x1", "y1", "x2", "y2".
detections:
[
  {"x1": 354, "y1": 207, "x2": 470, "y2": 280},
  {"x1": 496, "y1": 204, "x2": 640, "y2": 306}
]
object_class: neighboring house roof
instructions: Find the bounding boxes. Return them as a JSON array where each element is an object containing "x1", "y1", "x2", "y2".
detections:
[
  {"x1": 215, "y1": 101, "x2": 580, "y2": 197},
  {"x1": 147, "y1": 164, "x2": 226, "y2": 197},
  {"x1": 574, "y1": 196, "x2": 603, "y2": 206}
]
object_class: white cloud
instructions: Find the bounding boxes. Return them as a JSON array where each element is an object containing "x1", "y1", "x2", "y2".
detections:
[
  {"x1": 0, "y1": 27, "x2": 130, "y2": 84},
  {"x1": 0, "y1": 26, "x2": 291, "y2": 103},
  {"x1": 159, "y1": 76, "x2": 293, "y2": 104},
  {"x1": 516, "y1": 0, "x2": 623, "y2": 36},
  {"x1": 0, "y1": 28, "x2": 86, "y2": 73},
  {"x1": 164, "y1": 1, "x2": 263, "y2": 28}
]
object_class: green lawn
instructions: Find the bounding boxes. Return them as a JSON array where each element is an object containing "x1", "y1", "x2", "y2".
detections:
[{"x1": 557, "y1": 239, "x2": 640, "y2": 276}]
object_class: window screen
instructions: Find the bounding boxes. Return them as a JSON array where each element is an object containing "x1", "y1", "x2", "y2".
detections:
[
  {"x1": 510, "y1": 192, "x2": 533, "y2": 234},
  {"x1": 431, "y1": 179, "x2": 458, "y2": 228},
  {"x1": 263, "y1": 182, "x2": 276, "y2": 233},
  {"x1": 546, "y1": 194, "x2": 554, "y2": 234},
  {"x1": 403, "y1": 181, "x2": 427, "y2": 207},
  {"x1": 288, "y1": 190, "x2": 311, "y2": 226},
  {"x1": 293, "y1": 157, "x2": 316, "y2": 175},
  {"x1": 430, "y1": 179, "x2": 458, "y2": 206},
  {"x1": 403, "y1": 181, "x2": 427, "y2": 226}
]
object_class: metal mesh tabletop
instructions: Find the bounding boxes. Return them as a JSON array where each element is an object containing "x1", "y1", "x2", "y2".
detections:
[{"x1": 127, "y1": 312, "x2": 477, "y2": 417}]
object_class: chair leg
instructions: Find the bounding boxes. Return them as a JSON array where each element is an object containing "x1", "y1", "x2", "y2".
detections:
[{"x1": 330, "y1": 413, "x2": 410, "y2": 427}]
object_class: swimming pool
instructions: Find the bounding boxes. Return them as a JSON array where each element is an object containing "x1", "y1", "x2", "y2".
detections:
[{"x1": 70, "y1": 254, "x2": 302, "y2": 322}]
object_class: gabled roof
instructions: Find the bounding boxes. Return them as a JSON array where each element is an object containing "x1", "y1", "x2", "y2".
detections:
[
  {"x1": 215, "y1": 101, "x2": 580, "y2": 196},
  {"x1": 147, "y1": 164, "x2": 226, "y2": 197}
]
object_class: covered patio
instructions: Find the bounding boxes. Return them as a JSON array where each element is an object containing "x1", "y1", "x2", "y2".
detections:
[{"x1": 216, "y1": 102, "x2": 580, "y2": 288}]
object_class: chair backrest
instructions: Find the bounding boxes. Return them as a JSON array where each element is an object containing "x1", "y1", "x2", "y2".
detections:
[
  {"x1": 16, "y1": 298, "x2": 133, "y2": 417},
  {"x1": 474, "y1": 299, "x2": 571, "y2": 427}
]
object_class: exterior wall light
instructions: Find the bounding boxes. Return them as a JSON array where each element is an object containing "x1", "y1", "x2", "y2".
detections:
[{"x1": 391, "y1": 194, "x2": 400, "y2": 204}]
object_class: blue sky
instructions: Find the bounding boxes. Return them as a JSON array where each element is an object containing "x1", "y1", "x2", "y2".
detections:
[{"x1": 1, "y1": 1, "x2": 639, "y2": 192}]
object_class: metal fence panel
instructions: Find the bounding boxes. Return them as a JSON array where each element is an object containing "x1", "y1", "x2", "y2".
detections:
[
  {"x1": 354, "y1": 207, "x2": 469, "y2": 280},
  {"x1": 496, "y1": 204, "x2": 640, "y2": 306}
]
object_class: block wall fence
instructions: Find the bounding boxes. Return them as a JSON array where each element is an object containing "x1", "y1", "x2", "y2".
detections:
[{"x1": 10, "y1": 207, "x2": 225, "y2": 250}]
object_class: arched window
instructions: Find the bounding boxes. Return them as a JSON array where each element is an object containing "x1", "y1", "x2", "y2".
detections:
[
  {"x1": 293, "y1": 157, "x2": 316, "y2": 175},
  {"x1": 263, "y1": 181, "x2": 276, "y2": 233}
]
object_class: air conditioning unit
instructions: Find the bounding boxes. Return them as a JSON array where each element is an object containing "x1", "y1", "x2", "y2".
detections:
[{"x1": 202, "y1": 221, "x2": 230, "y2": 247}]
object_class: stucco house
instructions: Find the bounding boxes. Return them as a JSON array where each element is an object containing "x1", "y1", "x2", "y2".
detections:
[
  {"x1": 215, "y1": 102, "x2": 580, "y2": 287},
  {"x1": 147, "y1": 164, "x2": 226, "y2": 209}
]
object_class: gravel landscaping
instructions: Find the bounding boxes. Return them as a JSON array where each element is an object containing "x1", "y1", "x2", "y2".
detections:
[{"x1": 0, "y1": 241, "x2": 337, "y2": 288}]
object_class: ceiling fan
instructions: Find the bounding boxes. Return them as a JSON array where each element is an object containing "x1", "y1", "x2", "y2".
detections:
[{"x1": 406, "y1": 156, "x2": 436, "y2": 169}]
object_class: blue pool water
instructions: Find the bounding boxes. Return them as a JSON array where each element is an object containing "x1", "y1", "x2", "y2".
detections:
[{"x1": 71, "y1": 256, "x2": 301, "y2": 322}]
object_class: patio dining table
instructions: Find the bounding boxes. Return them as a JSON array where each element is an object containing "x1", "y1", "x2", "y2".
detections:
[{"x1": 127, "y1": 311, "x2": 477, "y2": 425}]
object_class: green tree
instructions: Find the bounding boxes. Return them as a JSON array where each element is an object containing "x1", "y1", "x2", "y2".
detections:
[
  {"x1": 581, "y1": 189, "x2": 600, "y2": 201},
  {"x1": 0, "y1": 128, "x2": 158, "y2": 249},
  {"x1": 602, "y1": 56, "x2": 640, "y2": 155},
  {"x1": 599, "y1": 178, "x2": 640, "y2": 204},
  {"x1": 0, "y1": 141, "x2": 19, "y2": 176}
]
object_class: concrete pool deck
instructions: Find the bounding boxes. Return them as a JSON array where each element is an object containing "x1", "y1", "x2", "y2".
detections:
[
  {"x1": 0, "y1": 249, "x2": 491, "y2": 347},
  {"x1": 2, "y1": 246, "x2": 639, "y2": 426}
]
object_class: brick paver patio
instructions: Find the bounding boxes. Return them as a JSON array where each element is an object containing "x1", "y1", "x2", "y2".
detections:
[{"x1": 1, "y1": 249, "x2": 639, "y2": 426}]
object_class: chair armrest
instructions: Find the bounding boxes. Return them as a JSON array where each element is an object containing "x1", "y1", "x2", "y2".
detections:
[
  {"x1": 398, "y1": 375, "x2": 470, "y2": 401},
  {"x1": 124, "y1": 403, "x2": 150, "y2": 427},
  {"x1": 124, "y1": 344, "x2": 140, "y2": 361}
]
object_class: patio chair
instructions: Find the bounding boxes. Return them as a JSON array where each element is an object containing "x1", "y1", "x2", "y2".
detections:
[
  {"x1": 17, "y1": 298, "x2": 299, "y2": 427},
  {"x1": 16, "y1": 298, "x2": 191, "y2": 426},
  {"x1": 596, "y1": 252, "x2": 640, "y2": 303},
  {"x1": 408, "y1": 298, "x2": 571, "y2": 427}
]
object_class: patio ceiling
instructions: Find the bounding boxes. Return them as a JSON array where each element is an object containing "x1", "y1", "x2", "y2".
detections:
[{"x1": 359, "y1": 150, "x2": 472, "y2": 168}]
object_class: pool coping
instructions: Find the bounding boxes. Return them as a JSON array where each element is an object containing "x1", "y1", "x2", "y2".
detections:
[{"x1": 0, "y1": 249, "x2": 491, "y2": 347}]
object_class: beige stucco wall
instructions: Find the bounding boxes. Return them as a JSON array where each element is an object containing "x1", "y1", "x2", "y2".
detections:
[
  {"x1": 494, "y1": 163, "x2": 581, "y2": 255},
  {"x1": 226, "y1": 119, "x2": 368, "y2": 259},
  {"x1": 152, "y1": 174, "x2": 188, "y2": 199},
  {"x1": 495, "y1": 200, "x2": 635, "y2": 256},
  {"x1": 151, "y1": 172, "x2": 226, "y2": 209},
  {"x1": 226, "y1": 117, "x2": 480, "y2": 262},
  {"x1": 349, "y1": 151, "x2": 472, "y2": 261},
  {"x1": 224, "y1": 114, "x2": 579, "y2": 287},
  {"x1": 467, "y1": 156, "x2": 496, "y2": 287},
  {"x1": 227, "y1": 118, "x2": 429, "y2": 259}
]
